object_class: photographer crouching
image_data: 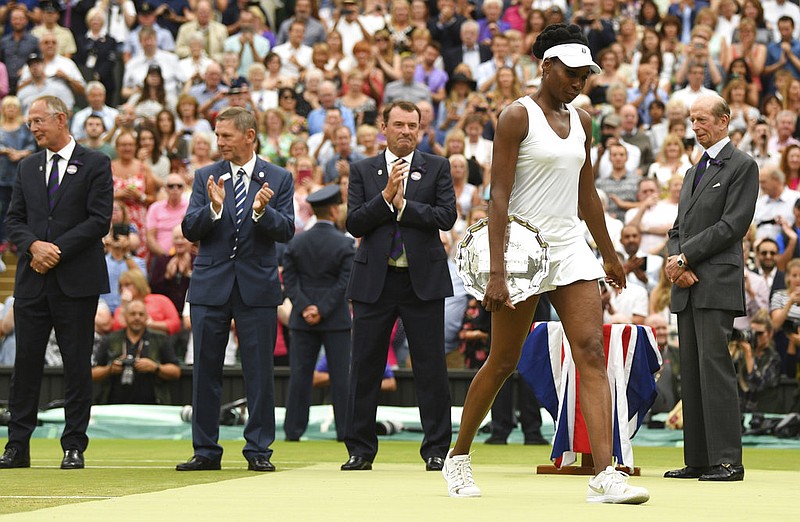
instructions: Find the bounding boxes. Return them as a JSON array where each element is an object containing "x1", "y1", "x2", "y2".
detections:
[
  {"x1": 730, "y1": 310, "x2": 782, "y2": 414},
  {"x1": 92, "y1": 299, "x2": 181, "y2": 404}
]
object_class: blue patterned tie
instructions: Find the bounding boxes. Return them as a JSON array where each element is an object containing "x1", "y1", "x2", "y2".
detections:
[
  {"x1": 47, "y1": 154, "x2": 60, "y2": 209},
  {"x1": 231, "y1": 168, "x2": 246, "y2": 258},
  {"x1": 692, "y1": 152, "x2": 709, "y2": 193}
]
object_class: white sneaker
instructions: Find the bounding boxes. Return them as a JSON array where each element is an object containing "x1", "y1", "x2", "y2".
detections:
[
  {"x1": 587, "y1": 466, "x2": 650, "y2": 504},
  {"x1": 442, "y1": 449, "x2": 481, "y2": 498}
]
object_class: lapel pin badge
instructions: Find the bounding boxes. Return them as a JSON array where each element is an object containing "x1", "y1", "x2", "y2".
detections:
[
  {"x1": 219, "y1": 173, "x2": 232, "y2": 182},
  {"x1": 378, "y1": 169, "x2": 383, "y2": 176},
  {"x1": 258, "y1": 171, "x2": 265, "y2": 180},
  {"x1": 410, "y1": 172, "x2": 422, "y2": 181},
  {"x1": 66, "y1": 165, "x2": 78, "y2": 175}
]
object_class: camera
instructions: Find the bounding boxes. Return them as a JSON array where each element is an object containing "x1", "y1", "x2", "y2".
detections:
[
  {"x1": 120, "y1": 355, "x2": 135, "y2": 385},
  {"x1": 341, "y1": 8, "x2": 354, "y2": 14},
  {"x1": 112, "y1": 223, "x2": 129, "y2": 240},
  {"x1": 683, "y1": 137, "x2": 696, "y2": 148},
  {"x1": 731, "y1": 328, "x2": 754, "y2": 346},
  {"x1": 575, "y1": 16, "x2": 594, "y2": 25}
]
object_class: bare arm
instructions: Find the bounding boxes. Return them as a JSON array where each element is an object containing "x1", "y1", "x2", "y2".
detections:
[{"x1": 481, "y1": 102, "x2": 528, "y2": 312}]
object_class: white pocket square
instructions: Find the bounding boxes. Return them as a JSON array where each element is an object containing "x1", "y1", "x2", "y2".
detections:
[
  {"x1": 219, "y1": 173, "x2": 232, "y2": 182},
  {"x1": 712, "y1": 182, "x2": 721, "y2": 188}
]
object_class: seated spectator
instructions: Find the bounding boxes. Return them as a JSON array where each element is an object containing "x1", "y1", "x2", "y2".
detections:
[
  {"x1": 16, "y1": 51, "x2": 74, "y2": 114},
  {"x1": 101, "y1": 214, "x2": 148, "y2": 314},
  {"x1": 137, "y1": 125, "x2": 170, "y2": 188},
  {"x1": 625, "y1": 176, "x2": 680, "y2": 255},
  {"x1": 185, "y1": 132, "x2": 216, "y2": 190},
  {"x1": 355, "y1": 124, "x2": 384, "y2": 158},
  {"x1": 71, "y1": 82, "x2": 119, "y2": 142},
  {"x1": 259, "y1": 108, "x2": 294, "y2": 167},
  {"x1": 308, "y1": 107, "x2": 349, "y2": 167},
  {"x1": 769, "y1": 258, "x2": 800, "y2": 377},
  {"x1": 450, "y1": 154, "x2": 479, "y2": 232},
  {"x1": 780, "y1": 144, "x2": 800, "y2": 191},
  {"x1": 383, "y1": 55, "x2": 432, "y2": 105},
  {"x1": 592, "y1": 113, "x2": 642, "y2": 179},
  {"x1": 150, "y1": 225, "x2": 194, "y2": 316},
  {"x1": 323, "y1": 126, "x2": 365, "y2": 184},
  {"x1": 339, "y1": 69, "x2": 378, "y2": 128},
  {"x1": 145, "y1": 173, "x2": 189, "y2": 257},
  {"x1": 0, "y1": 296, "x2": 14, "y2": 366},
  {"x1": 80, "y1": 115, "x2": 117, "y2": 159},
  {"x1": 223, "y1": 8, "x2": 271, "y2": 77},
  {"x1": 113, "y1": 269, "x2": 182, "y2": 336},
  {"x1": 122, "y1": 26, "x2": 183, "y2": 103},
  {"x1": 754, "y1": 164, "x2": 800, "y2": 243},
  {"x1": 723, "y1": 78, "x2": 761, "y2": 134},
  {"x1": 768, "y1": 110, "x2": 800, "y2": 156},
  {"x1": 595, "y1": 142, "x2": 640, "y2": 221},
  {"x1": 731, "y1": 310, "x2": 781, "y2": 413},
  {"x1": 92, "y1": 299, "x2": 181, "y2": 404},
  {"x1": 619, "y1": 224, "x2": 664, "y2": 294},
  {"x1": 127, "y1": 64, "x2": 178, "y2": 126},
  {"x1": 647, "y1": 134, "x2": 692, "y2": 187}
]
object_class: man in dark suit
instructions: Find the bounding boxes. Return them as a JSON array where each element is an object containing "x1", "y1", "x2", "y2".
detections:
[
  {"x1": 177, "y1": 107, "x2": 295, "y2": 472},
  {"x1": 283, "y1": 184, "x2": 355, "y2": 442},
  {"x1": 665, "y1": 94, "x2": 758, "y2": 482},
  {"x1": 0, "y1": 95, "x2": 113, "y2": 470},
  {"x1": 442, "y1": 19, "x2": 493, "y2": 79},
  {"x1": 342, "y1": 100, "x2": 457, "y2": 471}
]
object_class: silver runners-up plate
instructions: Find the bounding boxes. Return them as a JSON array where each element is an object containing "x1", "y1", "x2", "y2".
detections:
[{"x1": 455, "y1": 215, "x2": 550, "y2": 304}]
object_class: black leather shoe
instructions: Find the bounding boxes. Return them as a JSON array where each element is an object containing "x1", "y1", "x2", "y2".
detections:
[
  {"x1": 340, "y1": 456, "x2": 372, "y2": 471},
  {"x1": 60, "y1": 449, "x2": 84, "y2": 469},
  {"x1": 699, "y1": 464, "x2": 744, "y2": 482},
  {"x1": 247, "y1": 455, "x2": 276, "y2": 472},
  {"x1": 176, "y1": 455, "x2": 221, "y2": 471},
  {"x1": 0, "y1": 447, "x2": 30, "y2": 469},
  {"x1": 524, "y1": 433, "x2": 549, "y2": 445},
  {"x1": 664, "y1": 465, "x2": 709, "y2": 479},
  {"x1": 484, "y1": 436, "x2": 508, "y2": 445},
  {"x1": 425, "y1": 457, "x2": 444, "y2": 471}
]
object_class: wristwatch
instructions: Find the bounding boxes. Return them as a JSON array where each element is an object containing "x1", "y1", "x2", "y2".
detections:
[{"x1": 676, "y1": 255, "x2": 685, "y2": 268}]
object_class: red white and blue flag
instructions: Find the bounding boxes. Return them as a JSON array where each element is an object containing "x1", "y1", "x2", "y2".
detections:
[{"x1": 518, "y1": 322, "x2": 662, "y2": 471}]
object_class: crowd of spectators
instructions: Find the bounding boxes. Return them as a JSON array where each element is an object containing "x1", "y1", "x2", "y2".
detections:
[{"x1": 0, "y1": 0, "x2": 798, "y2": 416}]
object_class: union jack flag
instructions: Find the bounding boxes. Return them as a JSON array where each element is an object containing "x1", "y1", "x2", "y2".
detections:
[{"x1": 518, "y1": 322, "x2": 662, "y2": 471}]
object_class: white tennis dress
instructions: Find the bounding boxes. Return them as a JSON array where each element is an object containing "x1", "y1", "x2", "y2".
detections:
[{"x1": 507, "y1": 96, "x2": 606, "y2": 294}]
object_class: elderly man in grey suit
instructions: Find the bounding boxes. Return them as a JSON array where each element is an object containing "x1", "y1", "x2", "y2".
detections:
[{"x1": 664, "y1": 94, "x2": 758, "y2": 482}]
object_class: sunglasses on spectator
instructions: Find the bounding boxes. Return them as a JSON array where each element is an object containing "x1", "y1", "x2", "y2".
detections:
[{"x1": 167, "y1": 183, "x2": 184, "y2": 189}]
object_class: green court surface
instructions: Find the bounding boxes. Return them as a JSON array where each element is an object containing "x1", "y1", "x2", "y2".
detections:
[{"x1": 1, "y1": 435, "x2": 799, "y2": 520}]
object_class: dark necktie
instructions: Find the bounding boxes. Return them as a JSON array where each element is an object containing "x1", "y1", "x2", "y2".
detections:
[
  {"x1": 231, "y1": 168, "x2": 246, "y2": 258},
  {"x1": 692, "y1": 152, "x2": 710, "y2": 193},
  {"x1": 389, "y1": 159, "x2": 405, "y2": 261},
  {"x1": 47, "y1": 154, "x2": 60, "y2": 209}
]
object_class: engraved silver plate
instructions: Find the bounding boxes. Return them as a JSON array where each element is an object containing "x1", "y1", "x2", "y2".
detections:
[{"x1": 455, "y1": 214, "x2": 550, "y2": 304}]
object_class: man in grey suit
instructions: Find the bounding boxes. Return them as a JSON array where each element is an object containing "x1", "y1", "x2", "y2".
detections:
[{"x1": 664, "y1": 94, "x2": 758, "y2": 482}]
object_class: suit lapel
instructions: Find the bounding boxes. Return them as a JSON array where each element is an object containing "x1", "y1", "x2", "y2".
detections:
[
  {"x1": 405, "y1": 152, "x2": 426, "y2": 202},
  {"x1": 368, "y1": 154, "x2": 389, "y2": 193},
  {"x1": 685, "y1": 143, "x2": 735, "y2": 213},
  {"x1": 49, "y1": 145, "x2": 82, "y2": 212}
]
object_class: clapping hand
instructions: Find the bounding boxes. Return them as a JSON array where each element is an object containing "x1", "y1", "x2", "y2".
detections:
[
  {"x1": 252, "y1": 183, "x2": 273, "y2": 214},
  {"x1": 207, "y1": 175, "x2": 225, "y2": 213}
]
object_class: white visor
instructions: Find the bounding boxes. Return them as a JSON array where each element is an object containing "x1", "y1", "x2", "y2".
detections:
[{"x1": 543, "y1": 43, "x2": 602, "y2": 74}]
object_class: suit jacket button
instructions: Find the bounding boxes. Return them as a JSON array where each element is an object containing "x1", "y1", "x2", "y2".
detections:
[{"x1": 48, "y1": 216, "x2": 53, "y2": 221}]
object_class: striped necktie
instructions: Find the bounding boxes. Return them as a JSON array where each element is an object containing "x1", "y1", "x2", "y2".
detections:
[
  {"x1": 231, "y1": 168, "x2": 246, "y2": 258},
  {"x1": 47, "y1": 154, "x2": 60, "y2": 209}
]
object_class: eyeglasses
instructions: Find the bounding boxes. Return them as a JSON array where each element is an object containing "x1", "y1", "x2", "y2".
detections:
[
  {"x1": 280, "y1": 95, "x2": 295, "y2": 101},
  {"x1": 166, "y1": 183, "x2": 184, "y2": 189},
  {"x1": 758, "y1": 250, "x2": 778, "y2": 256},
  {"x1": 26, "y1": 113, "x2": 58, "y2": 128}
]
